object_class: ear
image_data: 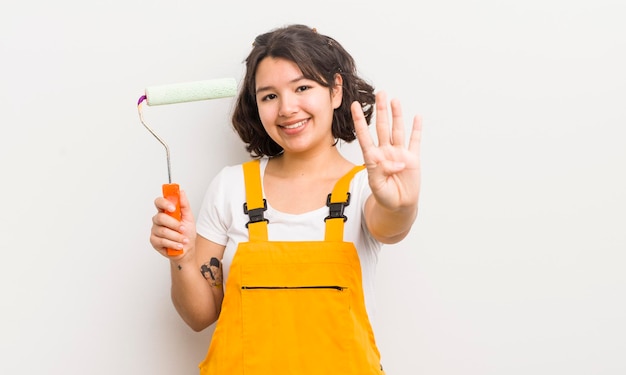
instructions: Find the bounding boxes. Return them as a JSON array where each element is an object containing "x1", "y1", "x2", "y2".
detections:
[{"x1": 331, "y1": 73, "x2": 343, "y2": 109}]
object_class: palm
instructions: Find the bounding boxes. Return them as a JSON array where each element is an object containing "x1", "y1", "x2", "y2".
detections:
[{"x1": 352, "y1": 91, "x2": 422, "y2": 210}]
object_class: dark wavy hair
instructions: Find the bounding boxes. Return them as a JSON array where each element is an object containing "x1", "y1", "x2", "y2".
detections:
[{"x1": 232, "y1": 24, "x2": 376, "y2": 158}]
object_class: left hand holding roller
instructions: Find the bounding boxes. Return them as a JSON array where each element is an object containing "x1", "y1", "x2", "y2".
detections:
[{"x1": 137, "y1": 77, "x2": 237, "y2": 256}]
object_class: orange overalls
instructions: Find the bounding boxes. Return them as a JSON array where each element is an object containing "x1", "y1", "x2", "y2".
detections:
[{"x1": 199, "y1": 159, "x2": 384, "y2": 374}]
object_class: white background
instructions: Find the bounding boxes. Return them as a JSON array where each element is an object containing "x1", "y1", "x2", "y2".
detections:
[{"x1": 1, "y1": 0, "x2": 625, "y2": 374}]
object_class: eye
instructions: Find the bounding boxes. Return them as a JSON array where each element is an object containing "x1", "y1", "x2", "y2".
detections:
[
  {"x1": 296, "y1": 85, "x2": 311, "y2": 93},
  {"x1": 260, "y1": 93, "x2": 277, "y2": 102}
]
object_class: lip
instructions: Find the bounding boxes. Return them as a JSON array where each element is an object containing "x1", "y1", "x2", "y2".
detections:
[{"x1": 278, "y1": 119, "x2": 308, "y2": 134}]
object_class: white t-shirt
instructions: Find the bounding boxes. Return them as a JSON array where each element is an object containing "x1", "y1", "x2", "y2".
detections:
[{"x1": 196, "y1": 157, "x2": 382, "y2": 321}]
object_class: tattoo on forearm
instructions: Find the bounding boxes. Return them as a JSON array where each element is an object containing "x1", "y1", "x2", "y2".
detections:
[{"x1": 201, "y1": 257, "x2": 223, "y2": 287}]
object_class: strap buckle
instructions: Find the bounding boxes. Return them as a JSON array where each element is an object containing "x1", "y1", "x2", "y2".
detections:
[
  {"x1": 243, "y1": 199, "x2": 269, "y2": 228},
  {"x1": 324, "y1": 192, "x2": 350, "y2": 222}
]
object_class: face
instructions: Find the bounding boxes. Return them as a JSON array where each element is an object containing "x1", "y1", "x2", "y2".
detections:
[{"x1": 254, "y1": 57, "x2": 343, "y2": 156}]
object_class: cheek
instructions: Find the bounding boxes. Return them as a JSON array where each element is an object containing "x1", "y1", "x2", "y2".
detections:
[
  {"x1": 257, "y1": 109, "x2": 274, "y2": 133},
  {"x1": 257, "y1": 102, "x2": 275, "y2": 123}
]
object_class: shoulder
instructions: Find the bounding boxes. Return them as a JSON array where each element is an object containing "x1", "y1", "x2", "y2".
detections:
[
  {"x1": 213, "y1": 162, "x2": 246, "y2": 183},
  {"x1": 197, "y1": 161, "x2": 252, "y2": 243},
  {"x1": 200, "y1": 161, "x2": 254, "y2": 214},
  {"x1": 207, "y1": 158, "x2": 263, "y2": 191},
  {"x1": 352, "y1": 166, "x2": 368, "y2": 184},
  {"x1": 350, "y1": 166, "x2": 371, "y2": 203}
]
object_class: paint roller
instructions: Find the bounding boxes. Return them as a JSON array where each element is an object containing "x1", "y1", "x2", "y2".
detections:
[{"x1": 137, "y1": 77, "x2": 237, "y2": 256}]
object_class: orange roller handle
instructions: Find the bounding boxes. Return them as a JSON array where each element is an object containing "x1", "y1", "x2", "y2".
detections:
[{"x1": 162, "y1": 183, "x2": 183, "y2": 256}]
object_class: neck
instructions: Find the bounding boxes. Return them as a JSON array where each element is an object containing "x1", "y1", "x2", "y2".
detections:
[{"x1": 269, "y1": 147, "x2": 351, "y2": 178}]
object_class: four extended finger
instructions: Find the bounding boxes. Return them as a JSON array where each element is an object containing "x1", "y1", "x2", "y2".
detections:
[
  {"x1": 407, "y1": 115, "x2": 422, "y2": 155},
  {"x1": 352, "y1": 101, "x2": 376, "y2": 155},
  {"x1": 390, "y1": 98, "x2": 405, "y2": 147},
  {"x1": 374, "y1": 91, "x2": 391, "y2": 147}
]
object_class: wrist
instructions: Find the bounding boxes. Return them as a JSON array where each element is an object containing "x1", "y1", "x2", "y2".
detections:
[{"x1": 169, "y1": 248, "x2": 196, "y2": 269}]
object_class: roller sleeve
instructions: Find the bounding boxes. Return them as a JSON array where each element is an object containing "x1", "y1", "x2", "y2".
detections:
[{"x1": 145, "y1": 77, "x2": 237, "y2": 106}]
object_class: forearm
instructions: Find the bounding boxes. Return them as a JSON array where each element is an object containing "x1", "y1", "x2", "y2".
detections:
[
  {"x1": 169, "y1": 258, "x2": 220, "y2": 332},
  {"x1": 365, "y1": 196, "x2": 418, "y2": 244}
]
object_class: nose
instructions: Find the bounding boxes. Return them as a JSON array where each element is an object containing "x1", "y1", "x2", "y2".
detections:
[{"x1": 278, "y1": 92, "x2": 298, "y2": 117}]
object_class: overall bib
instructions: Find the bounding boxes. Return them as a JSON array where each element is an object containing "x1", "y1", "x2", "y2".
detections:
[{"x1": 199, "y1": 160, "x2": 384, "y2": 374}]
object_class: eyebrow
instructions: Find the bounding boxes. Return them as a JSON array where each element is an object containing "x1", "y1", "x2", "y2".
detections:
[{"x1": 255, "y1": 75, "x2": 307, "y2": 95}]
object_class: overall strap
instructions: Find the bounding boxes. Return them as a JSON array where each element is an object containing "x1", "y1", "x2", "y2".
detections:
[
  {"x1": 242, "y1": 159, "x2": 268, "y2": 242},
  {"x1": 324, "y1": 165, "x2": 366, "y2": 242}
]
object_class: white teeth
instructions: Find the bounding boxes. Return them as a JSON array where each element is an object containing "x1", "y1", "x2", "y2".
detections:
[{"x1": 283, "y1": 120, "x2": 306, "y2": 129}]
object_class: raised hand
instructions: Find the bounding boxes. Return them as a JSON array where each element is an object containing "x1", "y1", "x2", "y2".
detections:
[{"x1": 351, "y1": 91, "x2": 422, "y2": 212}]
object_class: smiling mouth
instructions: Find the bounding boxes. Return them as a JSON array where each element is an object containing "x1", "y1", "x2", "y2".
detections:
[{"x1": 281, "y1": 119, "x2": 307, "y2": 129}]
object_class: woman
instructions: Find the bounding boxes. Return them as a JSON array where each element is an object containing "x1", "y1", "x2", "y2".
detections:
[{"x1": 150, "y1": 24, "x2": 422, "y2": 374}]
